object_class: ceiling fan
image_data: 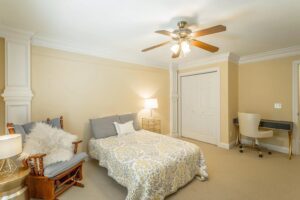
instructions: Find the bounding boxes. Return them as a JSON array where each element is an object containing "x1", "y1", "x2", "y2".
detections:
[{"x1": 141, "y1": 21, "x2": 226, "y2": 58}]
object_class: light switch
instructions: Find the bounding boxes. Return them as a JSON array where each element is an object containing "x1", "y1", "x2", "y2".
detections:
[{"x1": 274, "y1": 103, "x2": 282, "y2": 109}]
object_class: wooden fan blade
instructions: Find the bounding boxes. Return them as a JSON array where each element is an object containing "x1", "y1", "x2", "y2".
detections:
[
  {"x1": 141, "y1": 41, "x2": 170, "y2": 52},
  {"x1": 155, "y1": 30, "x2": 173, "y2": 36},
  {"x1": 190, "y1": 39, "x2": 219, "y2": 52},
  {"x1": 192, "y1": 25, "x2": 226, "y2": 37},
  {"x1": 172, "y1": 45, "x2": 181, "y2": 58}
]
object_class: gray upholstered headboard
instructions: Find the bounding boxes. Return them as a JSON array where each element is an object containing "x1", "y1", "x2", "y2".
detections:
[{"x1": 90, "y1": 113, "x2": 140, "y2": 139}]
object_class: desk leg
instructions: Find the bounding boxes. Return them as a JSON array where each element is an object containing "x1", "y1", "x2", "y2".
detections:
[
  {"x1": 235, "y1": 128, "x2": 241, "y2": 146},
  {"x1": 288, "y1": 132, "x2": 292, "y2": 160}
]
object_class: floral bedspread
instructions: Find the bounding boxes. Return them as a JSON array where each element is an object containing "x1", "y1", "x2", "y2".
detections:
[{"x1": 89, "y1": 130, "x2": 208, "y2": 200}]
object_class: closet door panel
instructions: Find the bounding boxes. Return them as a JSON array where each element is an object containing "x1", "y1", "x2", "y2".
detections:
[{"x1": 181, "y1": 72, "x2": 218, "y2": 144}]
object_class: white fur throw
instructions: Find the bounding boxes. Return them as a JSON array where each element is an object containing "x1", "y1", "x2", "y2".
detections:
[{"x1": 19, "y1": 122, "x2": 78, "y2": 167}]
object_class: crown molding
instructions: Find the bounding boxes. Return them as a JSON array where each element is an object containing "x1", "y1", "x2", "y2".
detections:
[
  {"x1": 0, "y1": 25, "x2": 33, "y2": 41},
  {"x1": 179, "y1": 52, "x2": 240, "y2": 69},
  {"x1": 0, "y1": 24, "x2": 167, "y2": 69},
  {"x1": 31, "y1": 36, "x2": 167, "y2": 69},
  {"x1": 228, "y1": 53, "x2": 240, "y2": 64},
  {"x1": 239, "y1": 46, "x2": 300, "y2": 64}
]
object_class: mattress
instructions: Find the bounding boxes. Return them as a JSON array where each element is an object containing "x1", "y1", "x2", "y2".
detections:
[{"x1": 89, "y1": 130, "x2": 208, "y2": 200}]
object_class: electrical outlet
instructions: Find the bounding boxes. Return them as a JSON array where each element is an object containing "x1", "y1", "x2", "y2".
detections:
[{"x1": 274, "y1": 103, "x2": 282, "y2": 109}]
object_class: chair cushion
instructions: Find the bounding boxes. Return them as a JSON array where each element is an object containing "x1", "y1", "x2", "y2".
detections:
[
  {"x1": 119, "y1": 113, "x2": 141, "y2": 130},
  {"x1": 44, "y1": 152, "x2": 88, "y2": 178},
  {"x1": 49, "y1": 118, "x2": 62, "y2": 129},
  {"x1": 90, "y1": 115, "x2": 120, "y2": 139}
]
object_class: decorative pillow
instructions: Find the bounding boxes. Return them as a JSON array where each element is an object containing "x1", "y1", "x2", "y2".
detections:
[
  {"x1": 119, "y1": 113, "x2": 141, "y2": 130},
  {"x1": 113, "y1": 121, "x2": 135, "y2": 136},
  {"x1": 13, "y1": 125, "x2": 27, "y2": 142},
  {"x1": 19, "y1": 123, "x2": 78, "y2": 167},
  {"x1": 90, "y1": 115, "x2": 120, "y2": 139},
  {"x1": 22, "y1": 122, "x2": 36, "y2": 134},
  {"x1": 49, "y1": 118, "x2": 62, "y2": 129}
]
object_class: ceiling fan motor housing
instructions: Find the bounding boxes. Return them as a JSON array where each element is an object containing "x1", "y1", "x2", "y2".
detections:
[
  {"x1": 177, "y1": 21, "x2": 188, "y2": 28},
  {"x1": 171, "y1": 21, "x2": 192, "y2": 40},
  {"x1": 172, "y1": 28, "x2": 192, "y2": 40}
]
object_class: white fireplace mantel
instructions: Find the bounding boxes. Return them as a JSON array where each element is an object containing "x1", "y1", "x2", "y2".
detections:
[{"x1": 0, "y1": 26, "x2": 33, "y2": 128}]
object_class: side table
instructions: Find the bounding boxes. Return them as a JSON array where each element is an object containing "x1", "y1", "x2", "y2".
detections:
[
  {"x1": 142, "y1": 118, "x2": 161, "y2": 133},
  {"x1": 0, "y1": 167, "x2": 30, "y2": 200}
]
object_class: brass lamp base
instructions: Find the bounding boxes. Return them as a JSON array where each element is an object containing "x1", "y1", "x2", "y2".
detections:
[{"x1": 0, "y1": 159, "x2": 18, "y2": 177}]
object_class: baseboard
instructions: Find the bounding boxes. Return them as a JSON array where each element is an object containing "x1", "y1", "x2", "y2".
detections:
[
  {"x1": 241, "y1": 139, "x2": 289, "y2": 154},
  {"x1": 218, "y1": 141, "x2": 236, "y2": 150}
]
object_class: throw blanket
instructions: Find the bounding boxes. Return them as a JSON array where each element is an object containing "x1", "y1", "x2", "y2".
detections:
[
  {"x1": 89, "y1": 130, "x2": 208, "y2": 200},
  {"x1": 19, "y1": 123, "x2": 78, "y2": 166}
]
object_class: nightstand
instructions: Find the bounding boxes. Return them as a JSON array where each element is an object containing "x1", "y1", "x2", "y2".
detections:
[
  {"x1": 0, "y1": 167, "x2": 30, "y2": 200},
  {"x1": 142, "y1": 118, "x2": 161, "y2": 133}
]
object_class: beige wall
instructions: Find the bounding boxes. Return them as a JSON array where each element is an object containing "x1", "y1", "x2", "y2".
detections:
[
  {"x1": 0, "y1": 38, "x2": 5, "y2": 135},
  {"x1": 178, "y1": 61, "x2": 238, "y2": 145},
  {"x1": 31, "y1": 46, "x2": 169, "y2": 150},
  {"x1": 239, "y1": 55, "x2": 300, "y2": 147},
  {"x1": 3, "y1": 39, "x2": 296, "y2": 150}
]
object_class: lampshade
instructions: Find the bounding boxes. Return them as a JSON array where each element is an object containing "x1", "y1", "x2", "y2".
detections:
[
  {"x1": 0, "y1": 134, "x2": 22, "y2": 159},
  {"x1": 171, "y1": 43, "x2": 180, "y2": 54},
  {"x1": 144, "y1": 98, "x2": 158, "y2": 109},
  {"x1": 181, "y1": 41, "x2": 191, "y2": 55}
]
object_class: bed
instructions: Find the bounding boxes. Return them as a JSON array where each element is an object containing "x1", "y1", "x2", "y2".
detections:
[{"x1": 89, "y1": 114, "x2": 208, "y2": 200}]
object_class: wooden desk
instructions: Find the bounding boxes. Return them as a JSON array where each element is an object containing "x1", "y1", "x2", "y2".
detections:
[{"x1": 233, "y1": 118, "x2": 293, "y2": 159}]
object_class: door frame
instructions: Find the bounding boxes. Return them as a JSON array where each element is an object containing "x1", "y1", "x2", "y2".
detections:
[
  {"x1": 178, "y1": 67, "x2": 221, "y2": 146},
  {"x1": 292, "y1": 60, "x2": 300, "y2": 154}
]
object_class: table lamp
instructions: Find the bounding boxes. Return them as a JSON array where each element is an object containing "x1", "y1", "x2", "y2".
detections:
[
  {"x1": 144, "y1": 98, "x2": 158, "y2": 117},
  {"x1": 0, "y1": 134, "x2": 22, "y2": 176}
]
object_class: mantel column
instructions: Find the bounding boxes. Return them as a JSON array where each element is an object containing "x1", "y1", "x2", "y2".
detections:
[
  {"x1": 169, "y1": 62, "x2": 178, "y2": 136},
  {"x1": 0, "y1": 27, "x2": 33, "y2": 130}
]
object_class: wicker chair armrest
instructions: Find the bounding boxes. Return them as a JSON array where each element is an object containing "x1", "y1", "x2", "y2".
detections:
[
  {"x1": 26, "y1": 153, "x2": 47, "y2": 176},
  {"x1": 72, "y1": 140, "x2": 82, "y2": 154},
  {"x1": 28, "y1": 153, "x2": 47, "y2": 159}
]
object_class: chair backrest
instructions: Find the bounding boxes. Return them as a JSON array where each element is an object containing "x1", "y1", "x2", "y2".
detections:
[
  {"x1": 238, "y1": 112, "x2": 261, "y2": 138},
  {"x1": 7, "y1": 116, "x2": 64, "y2": 135}
]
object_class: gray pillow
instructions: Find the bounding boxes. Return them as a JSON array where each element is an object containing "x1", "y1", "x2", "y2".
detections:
[
  {"x1": 119, "y1": 113, "x2": 141, "y2": 130},
  {"x1": 49, "y1": 118, "x2": 62, "y2": 129},
  {"x1": 13, "y1": 125, "x2": 27, "y2": 142},
  {"x1": 14, "y1": 120, "x2": 49, "y2": 142},
  {"x1": 90, "y1": 115, "x2": 120, "y2": 139},
  {"x1": 22, "y1": 122, "x2": 36, "y2": 134}
]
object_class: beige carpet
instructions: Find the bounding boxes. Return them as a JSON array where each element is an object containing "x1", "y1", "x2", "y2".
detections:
[{"x1": 59, "y1": 139, "x2": 300, "y2": 200}]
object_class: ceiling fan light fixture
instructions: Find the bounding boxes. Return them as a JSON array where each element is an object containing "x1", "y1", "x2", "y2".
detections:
[
  {"x1": 142, "y1": 21, "x2": 226, "y2": 58},
  {"x1": 181, "y1": 41, "x2": 191, "y2": 55},
  {"x1": 171, "y1": 43, "x2": 180, "y2": 54}
]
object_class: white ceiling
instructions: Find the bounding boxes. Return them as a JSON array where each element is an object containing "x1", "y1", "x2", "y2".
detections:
[{"x1": 0, "y1": 0, "x2": 300, "y2": 68}]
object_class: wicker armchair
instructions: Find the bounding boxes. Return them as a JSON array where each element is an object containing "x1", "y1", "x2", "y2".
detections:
[{"x1": 7, "y1": 116, "x2": 87, "y2": 200}]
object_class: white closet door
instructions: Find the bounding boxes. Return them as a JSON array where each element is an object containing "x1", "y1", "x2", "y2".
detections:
[{"x1": 181, "y1": 71, "x2": 219, "y2": 144}]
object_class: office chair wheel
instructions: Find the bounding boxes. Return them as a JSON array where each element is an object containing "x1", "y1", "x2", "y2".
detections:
[
  {"x1": 268, "y1": 152, "x2": 272, "y2": 155},
  {"x1": 259, "y1": 154, "x2": 263, "y2": 158},
  {"x1": 239, "y1": 149, "x2": 243, "y2": 153},
  {"x1": 239, "y1": 145, "x2": 243, "y2": 149}
]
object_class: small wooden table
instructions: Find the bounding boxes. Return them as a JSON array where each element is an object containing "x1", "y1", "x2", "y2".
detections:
[
  {"x1": 0, "y1": 167, "x2": 30, "y2": 200},
  {"x1": 142, "y1": 118, "x2": 161, "y2": 133},
  {"x1": 233, "y1": 118, "x2": 293, "y2": 159}
]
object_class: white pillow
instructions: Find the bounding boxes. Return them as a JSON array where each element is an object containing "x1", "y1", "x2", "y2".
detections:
[{"x1": 114, "y1": 121, "x2": 135, "y2": 136}]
